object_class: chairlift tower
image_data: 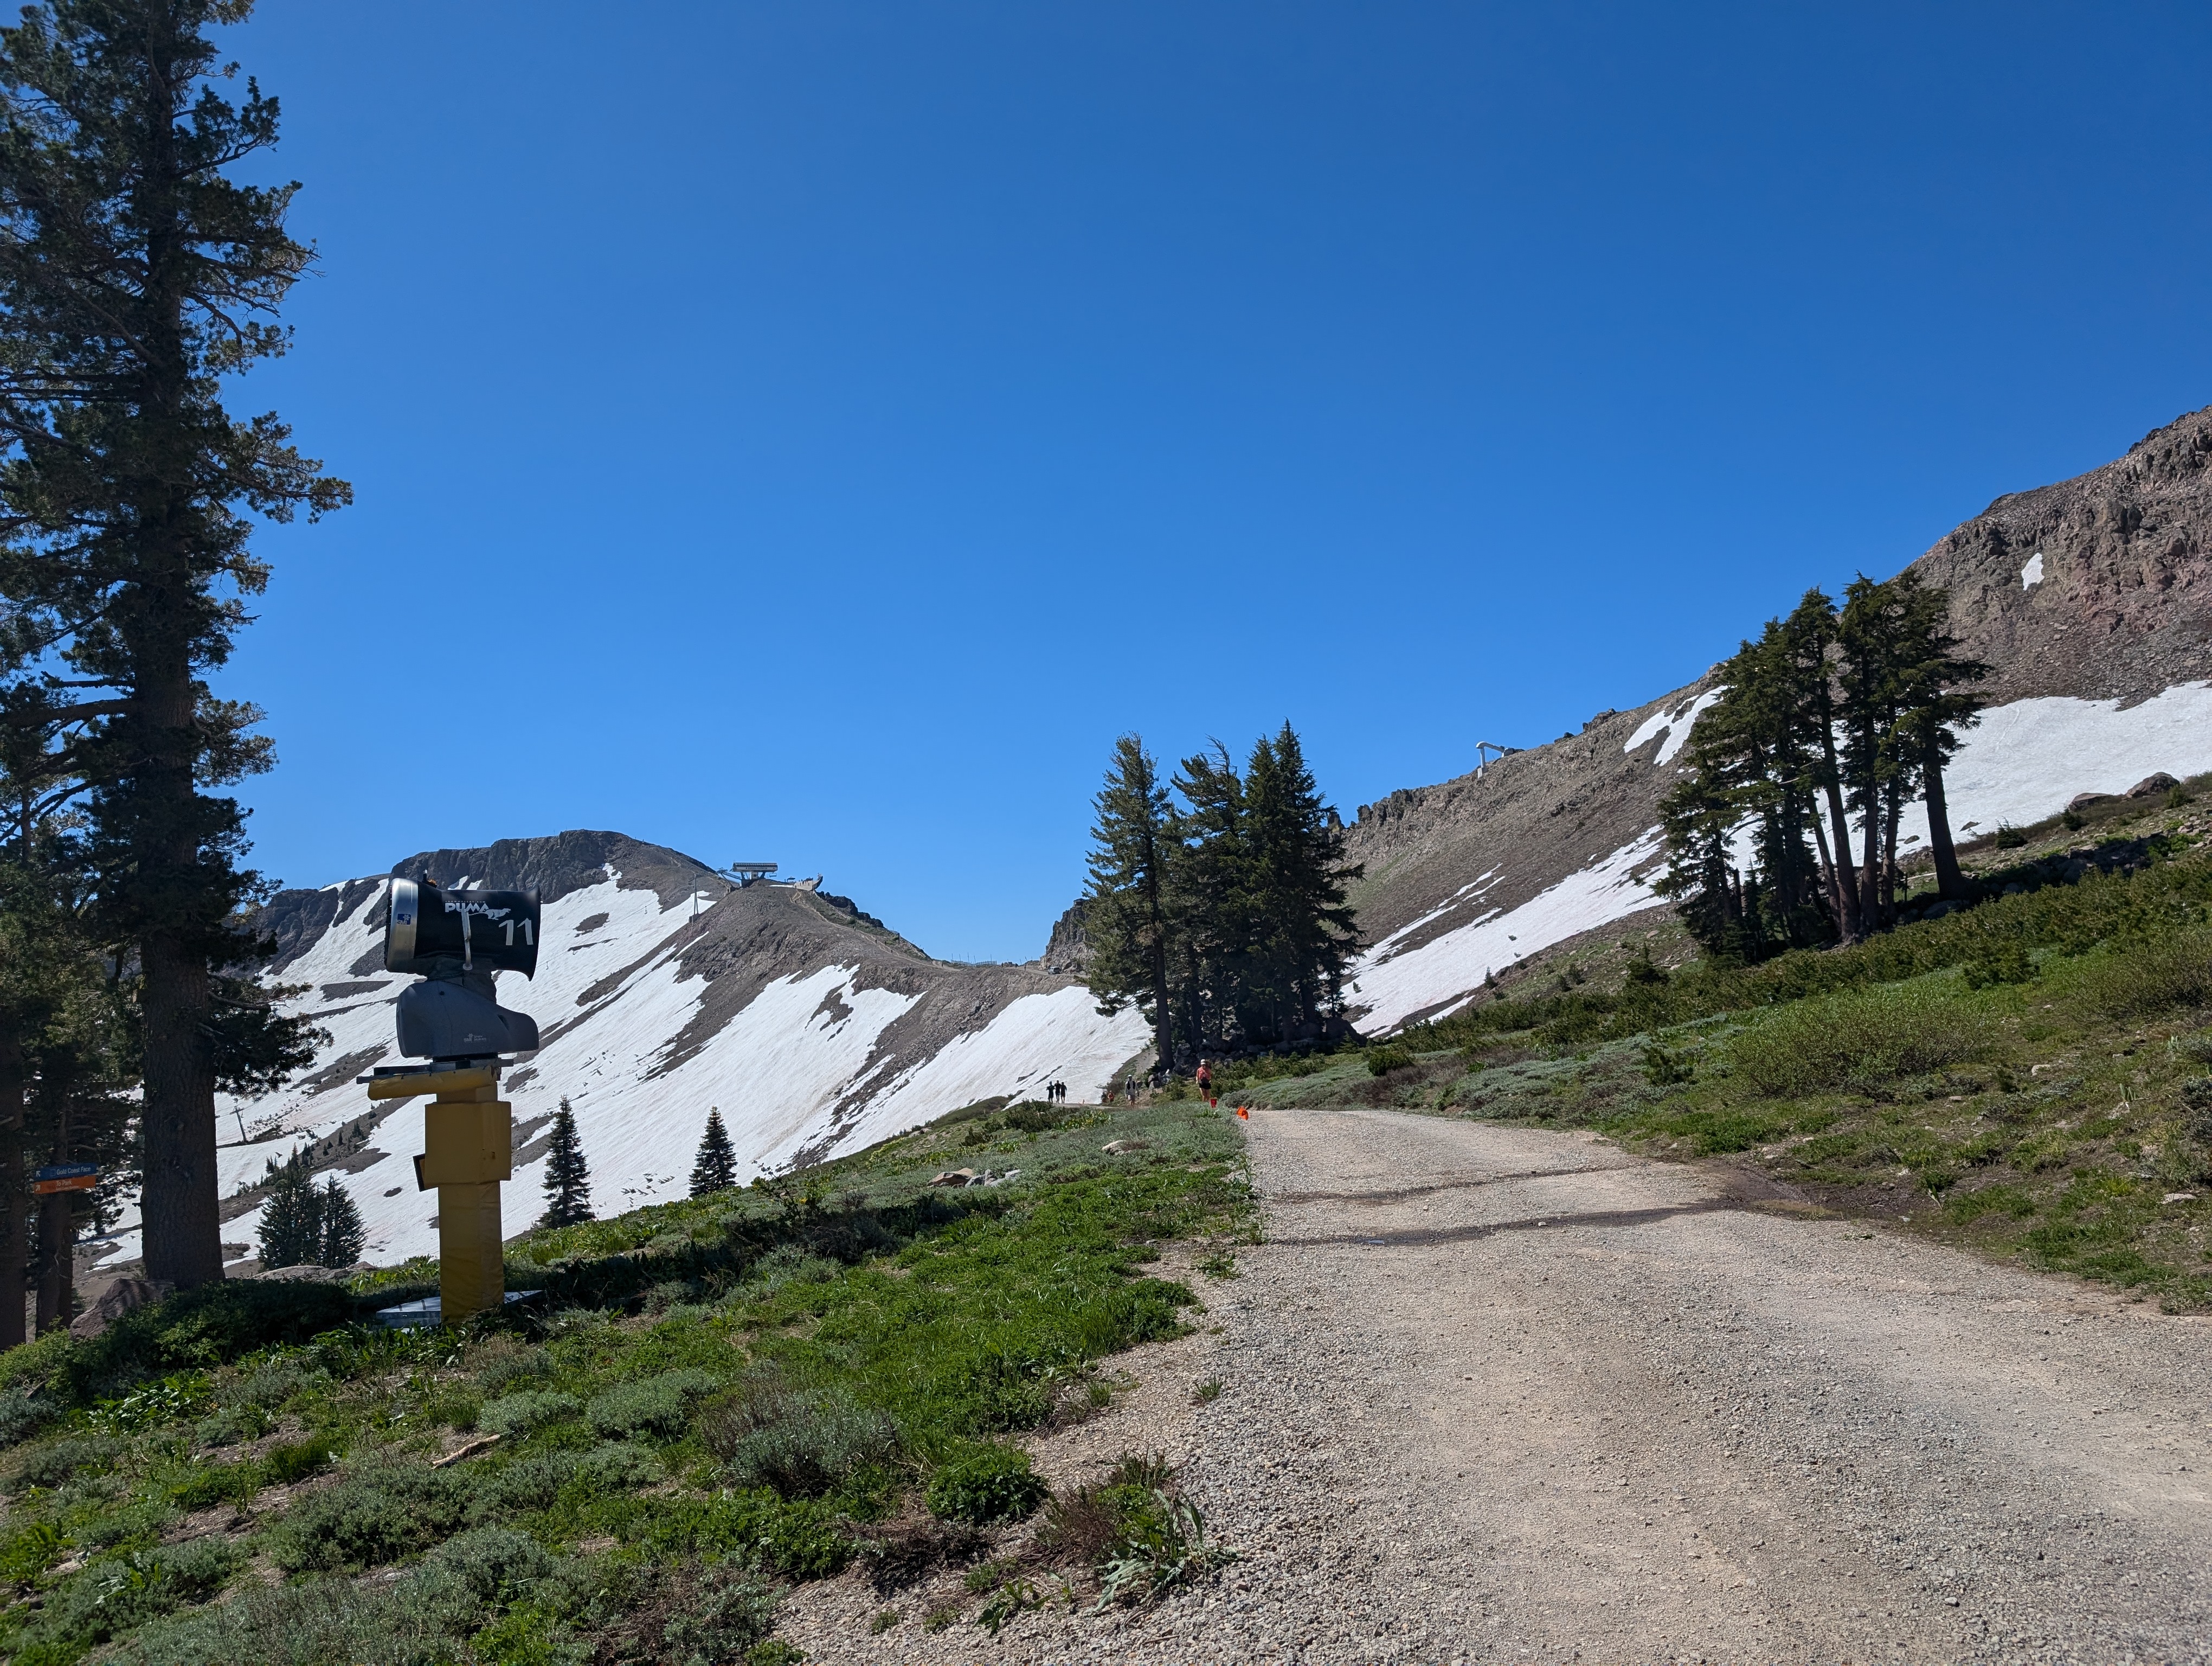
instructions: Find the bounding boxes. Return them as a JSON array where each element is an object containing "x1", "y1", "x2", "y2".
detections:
[
  {"x1": 722, "y1": 862, "x2": 777, "y2": 888},
  {"x1": 1474, "y1": 741, "x2": 1518, "y2": 777}
]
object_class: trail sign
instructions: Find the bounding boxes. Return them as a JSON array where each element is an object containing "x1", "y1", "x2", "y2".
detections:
[{"x1": 33, "y1": 1163, "x2": 99, "y2": 1195}]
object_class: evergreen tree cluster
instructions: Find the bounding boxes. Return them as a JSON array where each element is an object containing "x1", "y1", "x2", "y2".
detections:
[
  {"x1": 1083, "y1": 723, "x2": 1361, "y2": 1069},
  {"x1": 253, "y1": 1152, "x2": 364, "y2": 1270},
  {"x1": 1657, "y1": 572, "x2": 1986, "y2": 961}
]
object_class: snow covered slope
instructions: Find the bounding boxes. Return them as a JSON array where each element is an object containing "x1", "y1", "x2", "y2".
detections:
[
  {"x1": 1340, "y1": 404, "x2": 2212, "y2": 1034},
  {"x1": 103, "y1": 832, "x2": 1146, "y2": 1272},
  {"x1": 107, "y1": 408, "x2": 2212, "y2": 1271}
]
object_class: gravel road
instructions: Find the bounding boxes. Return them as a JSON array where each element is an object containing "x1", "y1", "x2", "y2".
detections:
[{"x1": 780, "y1": 1107, "x2": 2212, "y2": 1664}]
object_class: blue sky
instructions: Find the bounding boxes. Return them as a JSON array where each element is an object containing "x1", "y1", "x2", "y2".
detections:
[{"x1": 218, "y1": 1, "x2": 2212, "y2": 961}]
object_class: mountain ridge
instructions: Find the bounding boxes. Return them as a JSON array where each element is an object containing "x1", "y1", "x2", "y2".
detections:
[{"x1": 144, "y1": 402, "x2": 2212, "y2": 1270}]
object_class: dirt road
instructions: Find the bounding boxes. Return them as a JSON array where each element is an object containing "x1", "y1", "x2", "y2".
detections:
[{"x1": 786, "y1": 1106, "x2": 2212, "y2": 1663}]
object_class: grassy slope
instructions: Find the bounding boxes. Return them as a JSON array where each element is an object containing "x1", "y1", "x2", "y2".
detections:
[
  {"x1": 0, "y1": 1099, "x2": 1249, "y2": 1665},
  {"x1": 1233, "y1": 789, "x2": 2212, "y2": 1313}
]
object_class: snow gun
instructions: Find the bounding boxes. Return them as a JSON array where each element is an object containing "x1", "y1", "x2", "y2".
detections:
[{"x1": 358, "y1": 877, "x2": 545, "y2": 1325}]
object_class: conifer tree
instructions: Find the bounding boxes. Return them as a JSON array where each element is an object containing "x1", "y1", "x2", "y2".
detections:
[
  {"x1": 0, "y1": 1, "x2": 349, "y2": 1288},
  {"x1": 1168, "y1": 742, "x2": 1249, "y2": 1054},
  {"x1": 1658, "y1": 573, "x2": 1984, "y2": 956},
  {"x1": 255, "y1": 1151, "x2": 320, "y2": 1268},
  {"x1": 317, "y1": 1175, "x2": 363, "y2": 1267},
  {"x1": 1239, "y1": 724, "x2": 1361, "y2": 1037},
  {"x1": 540, "y1": 1098, "x2": 591, "y2": 1228},
  {"x1": 690, "y1": 1107, "x2": 736, "y2": 1196},
  {"x1": 1082, "y1": 736, "x2": 1179, "y2": 1071},
  {"x1": 1885, "y1": 571, "x2": 1987, "y2": 901}
]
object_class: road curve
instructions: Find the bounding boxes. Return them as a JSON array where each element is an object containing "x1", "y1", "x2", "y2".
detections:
[{"x1": 1212, "y1": 1104, "x2": 2212, "y2": 1664}]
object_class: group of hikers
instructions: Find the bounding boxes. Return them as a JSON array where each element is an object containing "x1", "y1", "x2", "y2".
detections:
[{"x1": 1034, "y1": 1065, "x2": 1225, "y2": 1107}]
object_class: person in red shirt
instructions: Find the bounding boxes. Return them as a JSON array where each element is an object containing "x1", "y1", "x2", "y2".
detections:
[{"x1": 1195, "y1": 1060, "x2": 1215, "y2": 1107}]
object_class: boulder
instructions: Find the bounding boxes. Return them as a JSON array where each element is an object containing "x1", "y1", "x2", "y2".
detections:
[
  {"x1": 68, "y1": 1276, "x2": 175, "y2": 1341},
  {"x1": 2067, "y1": 792, "x2": 2116, "y2": 812},
  {"x1": 2127, "y1": 772, "x2": 2182, "y2": 799}
]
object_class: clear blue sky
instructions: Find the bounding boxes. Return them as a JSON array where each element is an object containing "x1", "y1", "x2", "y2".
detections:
[{"x1": 219, "y1": 1, "x2": 2212, "y2": 961}]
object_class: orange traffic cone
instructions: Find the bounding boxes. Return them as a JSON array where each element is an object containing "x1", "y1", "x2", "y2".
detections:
[{"x1": 1236, "y1": 1105, "x2": 1249, "y2": 1120}]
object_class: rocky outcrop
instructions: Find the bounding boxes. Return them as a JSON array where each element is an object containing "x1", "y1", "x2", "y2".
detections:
[{"x1": 1917, "y1": 405, "x2": 2212, "y2": 706}]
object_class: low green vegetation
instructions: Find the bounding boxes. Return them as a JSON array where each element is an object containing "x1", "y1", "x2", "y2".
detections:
[
  {"x1": 0, "y1": 1098, "x2": 1249, "y2": 1664},
  {"x1": 1243, "y1": 795, "x2": 2212, "y2": 1311}
]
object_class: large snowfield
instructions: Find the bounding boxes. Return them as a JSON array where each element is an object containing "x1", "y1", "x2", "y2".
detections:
[
  {"x1": 1343, "y1": 682, "x2": 2212, "y2": 1034},
  {"x1": 95, "y1": 682, "x2": 2212, "y2": 1272},
  {"x1": 92, "y1": 873, "x2": 1148, "y2": 1272}
]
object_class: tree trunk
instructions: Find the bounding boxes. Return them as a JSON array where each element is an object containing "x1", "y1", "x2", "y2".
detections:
[
  {"x1": 33, "y1": 1075, "x2": 69, "y2": 1334},
  {"x1": 1815, "y1": 734, "x2": 1862, "y2": 939},
  {"x1": 1922, "y1": 733, "x2": 1969, "y2": 901},
  {"x1": 1882, "y1": 790, "x2": 1904, "y2": 928},
  {"x1": 139, "y1": 932, "x2": 222, "y2": 1287},
  {"x1": 0, "y1": 1043, "x2": 25, "y2": 1350},
  {"x1": 1806, "y1": 804, "x2": 1841, "y2": 933}
]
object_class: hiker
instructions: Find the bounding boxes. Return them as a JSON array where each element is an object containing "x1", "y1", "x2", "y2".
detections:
[{"x1": 1195, "y1": 1060, "x2": 1215, "y2": 1107}]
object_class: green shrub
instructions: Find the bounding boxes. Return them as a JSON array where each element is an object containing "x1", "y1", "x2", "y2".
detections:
[
  {"x1": 7, "y1": 1433, "x2": 124, "y2": 1494},
  {"x1": 1962, "y1": 942, "x2": 2038, "y2": 989},
  {"x1": 586, "y1": 1369, "x2": 720, "y2": 1440},
  {"x1": 480, "y1": 1389, "x2": 584, "y2": 1438},
  {"x1": 474, "y1": 1346, "x2": 553, "y2": 1395},
  {"x1": 265, "y1": 1434, "x2": 336, "y2": 1485},
  {"x1": 2066, "y1": 928, "x2": 2212, "y2": 1018},
  {"x1": 423, "y1": 1526, "x2": 555, "y2": 1605},
  {"x1": 267, "y1": 1456, "x2": 467, "y2": 1572},
  {"x1": 642, "y1": 1488, "x2": 852, "y2": 1579},
  {"x1": 110, "y1": 1564, "x2": 484, "y2": 1666},
  {"x1": 570, "y1": 1440, "x2": 660, "y2": 1494},
  {"x1": 1727, "y1": 982, "x2": 1986, "y2": 1095},
  {"x1": 699, "y1": 1370, "x2": 901, "y2": 1496},
  {"x1": 1364, "y1": 1045, "x2": 1414, "y2": 1077},
  {"x1": 233, "y1": 1355, "x2": 331, "y2": 1411},
  {"x1": 661, "y1": 1565, "x2": 780, "y2": 1666},
  {"x1": 69, "y1": 1282, "x2": 357, "y2": 1403},
  {"x1": 0, "y1": 1385, "x2": 53, "y2": 1447},
  {"x1": 15, "y1": 1538, "x2": 243, "y2": 1657},
  {"x1": 925, "y1": 1445, "x2": 1047, "y2": 1524},
  {"x1": 477, "y1": 1447, "x2": 583, "y2": 1514},
  {"x1": 168, "y1": 1457, "x2": 259, "y2": 1511}
]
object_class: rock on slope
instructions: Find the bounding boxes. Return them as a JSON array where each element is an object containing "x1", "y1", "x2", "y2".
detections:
[
  {"x1": 1338, "y1": 403, "x2": 2212, "y2": 1033},
  {"x1": 97, "y1": 831, "x2": 1146, "y2": 1272}
]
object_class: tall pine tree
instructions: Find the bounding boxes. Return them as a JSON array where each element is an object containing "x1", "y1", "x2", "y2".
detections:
[
  {"x1": 690, "y1": 1107, "x2": 736, "y2": 1196},
  {"x1": 0, "y1": 1, "x2": 349, "y2": 1288},
  {"x1": 255, "y1": 1150, "x2": 319, "y2": 1268},
  {"x1": 1081, "y1": 736, "x2": 1179, "y2": 1072},
  {"x1": 540, "y1": 1098, "x2": 591, "y2": 1228},
  {"x1": 1239, "y1": 724, "x2": 1361, "y2": 1039},
  {"x1": 317, "y1": 1174, "x2": 363, "y2": 1267}
]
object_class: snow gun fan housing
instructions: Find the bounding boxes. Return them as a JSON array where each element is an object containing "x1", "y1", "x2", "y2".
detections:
[{"x1": 385, "y1": 877, "x2": 543, "y2": 1060}]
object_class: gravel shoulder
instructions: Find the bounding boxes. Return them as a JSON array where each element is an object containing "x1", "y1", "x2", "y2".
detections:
[{"x1": 780, "y1": 1107, "x2": 2212, "y2": 1664}]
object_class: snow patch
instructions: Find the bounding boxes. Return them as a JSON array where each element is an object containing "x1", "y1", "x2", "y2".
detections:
[
  {"x1": 2021, "y1": 553, "x2": 2044, "y2": 589},
  {"x1": 1624, "y1": 689, "x2": 1726, "y2": 766},
  {"x1": 1933, "y1": 683, "x2": 2212, "y2": 838},
  {"x1": 1349, "y1": 831, "x2": 1668, "y2": 1034}
]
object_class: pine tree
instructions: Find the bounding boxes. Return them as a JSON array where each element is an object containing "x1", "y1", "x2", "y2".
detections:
[
  {"x1": 540, "y1": 1098, "x2": 591, "y2": 1228},
  {"x1": 317, "y1": 1175, "x2": 364, "y2": 1267},
  {"x1": 1238, "y1": 725, "x2": 1361, "y2": 1040},
  {"x1": 1885, "y1": 571, "x2": 1988, "y2": 901},
  {"x1": 690, "y1": 1108, "x2": 736, "y2": 1196},
  {"x1": 255, "y1": 1152, "x2": 321, "y2": 1268},
  {"x1": 1082, "y1": 736, "x2": 1180, "y2": 1072},
  {"x1": 0, "y1": 2, "x2": 350, "y2": 1288},
  {"x1": 1169, "y1": 742, "x2": 1249, "y2": 1056}
]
